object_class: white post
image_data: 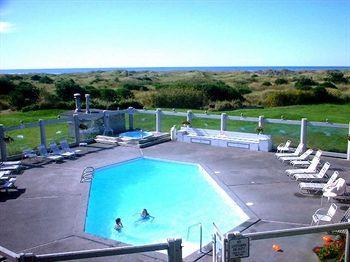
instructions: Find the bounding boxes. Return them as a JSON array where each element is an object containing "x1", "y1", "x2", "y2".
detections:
[
  {"x1": 128, "y1": 107, "x2": 134, "y2": 130},
  {"x1": 300, "y1": 118, "x2": 308, "y2": 151},
  {"x1": 258, "y1": 116, "x2": 264, "y2": 128},
  {"x1": 347, "y1": 122, "x2": 350, "y2": 161},
  {"x1": 39, "y1": 119, "x2": 46, "y2": 147},
  {"x1": 74, "y1": 93, "x2": 82, "y2": 113},
  {"x1": 73, "y1": 114, "x2": 80, "y2": 145},
  {"x1": 187, "y1": 110, "x2": 193, "y2": 124},
  {"x1": 85, "y1": 94, "x2": 91, "y2": 114},
  {"x1": 221, "y1": 113, "x2": 227, "y2": 132},
  {"x1": 156, "y1": 108, "x2": 162, "y2": 133},
  {"x1": 0, "y1": 124, "x2": 7, "y2": 161}
]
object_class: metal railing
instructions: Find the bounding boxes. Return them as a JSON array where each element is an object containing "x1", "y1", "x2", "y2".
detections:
[
  {"x1": 1, "y1": 107, "x2": 349, "y2": 161},
  {"x1": 0, "y1": 238, "x2": 182, "y2": 262}
]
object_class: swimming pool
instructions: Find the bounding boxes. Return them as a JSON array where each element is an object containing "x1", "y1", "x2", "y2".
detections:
[
  {"x1": 84, "y1": 158, "x2": 249, "y2": 256},
  {"x1": 119, "y1": 131, "x2": 153, "y2": 139}
]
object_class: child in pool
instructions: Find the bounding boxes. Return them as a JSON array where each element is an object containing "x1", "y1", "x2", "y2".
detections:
[{"x1": 114, "y1": 218, "x2": 123, "y2": 231}]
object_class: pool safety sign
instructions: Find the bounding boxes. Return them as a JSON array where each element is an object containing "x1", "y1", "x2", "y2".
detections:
[{"x1": 228, "y1": 235, "x2": 250, "y2": 259}]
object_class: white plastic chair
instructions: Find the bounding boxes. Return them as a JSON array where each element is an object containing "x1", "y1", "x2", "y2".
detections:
[
  {"x1": 291, "y1": 162, "x2": 330, "y2": 181},
  {"x1": 275, "y1": 143, "x2": 304, "y2": 158},
  {"x1": 276, "y1": 140, "x2": 291, "y2": 153},
  {"x1": 311, "y1": 203, "x2": 337, "y2": 225}
]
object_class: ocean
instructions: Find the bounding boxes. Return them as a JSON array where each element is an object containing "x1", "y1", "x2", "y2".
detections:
[{"x1": 0, "y1": 66, "x2": 349, "y2": 75}]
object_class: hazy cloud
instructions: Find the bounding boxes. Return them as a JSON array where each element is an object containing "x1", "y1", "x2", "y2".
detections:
[{"x1": 0, "y1": 22, "x2": 14, "y2": 33}]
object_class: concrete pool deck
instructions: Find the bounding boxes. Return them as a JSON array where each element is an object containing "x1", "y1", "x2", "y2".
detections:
[{"x1": 1, "y1": 141, "x2": 350, "y2": 261}]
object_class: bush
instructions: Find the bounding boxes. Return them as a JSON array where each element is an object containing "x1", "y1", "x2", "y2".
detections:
[
  {"x1": 326, "y1": 70, "x2": 348, "y2": 83},
  {"x1": 9, "y1": 82, "x2": 40, "y2": 109},
  {"x1": 319, "y1": 81, "x2": 337, "y2": 89},
  {"x1": 122, "y1": 82, "x2": 148, "y2": 91},
  {"x1": 115, "y1": 88, "x2": 133, "y2": 99},
  {"x1": 235, "y1": 84, "x2": 252, "y2": 95},
  {"x1": 55, "y1": 79, "x2": 86, "y2": 101},
  {"x1": 0, "y1": 100, "x2": 10, "y2": 110},
  {"x1": 30, "y1": 75, "x2": 41, "y2": 81},
  {"x1": 211, "y1": 100, "x2": 242, "y2": 111},
  {"x1": 39, "y1": 75, "x2": 54, "y2": 84},
  {"x1": 275, "y1": 78, "x2": 288, "y2": 85},
  {"x1": 100, "y1": 88, "x2": 119, "y2": 102},
  {"x1": 295, "y1": 77, "x2": 318, "y2": 90},
  {"x1": 262, "y1": 81, "x2": 272, "y2": 86},
  {"x1": 85, "y1": 85, "x2": 101, "y2": 98},
  {"x1": 150, "y1": 88, "x2": 207, "y2": 109},
  {"x1": 0, "y1": 77, "x2": 15, "y2": 95}
]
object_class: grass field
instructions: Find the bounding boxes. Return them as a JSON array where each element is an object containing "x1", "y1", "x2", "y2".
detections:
[{"x1": 1, "y1": 104, "x2": 349, "y2": 156}]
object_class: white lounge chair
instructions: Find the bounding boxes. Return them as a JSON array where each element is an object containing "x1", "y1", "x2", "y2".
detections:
[
  {"x1": 0, "y1": 177, "x2": 17, "y2": 193},
  {"x1": 275, "y1": 143, "x2": 304, "y2": 158},
  {"x1": 49, "y1": 142, "x2": 75, "y2": 158},
  {"x1": 311, "y1": 203, "x2": 337, "y2": 225},
  {"x1": 38, "y1": 145, "x2": 63, "y2": 162},
  {"x1": 291, "y1": 162, "x2": 330, "y2": 181},
  {"x1": 0, "y1": 161, "x2": 21, "y2": 165},
  {"x1": 60, "y1": 140, "x2": 82, "y2": 155},
  {"x1": 276, "y1": 140, "x2": 292, "y2": 153},
  {"x1": 0, "y1": 170, "x2": 11, "y2": 177},
  {"x1": 0, "y1": 163, "x2": 21, "y2": 172},
  {"x1": 285, "y1": 156, "x2": 320, "y2": 176},
  {"x1": 298, "y1": 171, "x2": 338, "y2": 195},
  {"x1": 279, "y1": 149, "x2": 313, "y2": 163},
  {"x1": 290, "y1": 150, "x2": 322, "y2": 167}
]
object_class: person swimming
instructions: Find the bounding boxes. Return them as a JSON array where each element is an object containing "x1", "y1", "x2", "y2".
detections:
[
  {"x1": 114, "y1": 217, "x2": 123, "y2": 231},
  {"x1": 135, "y1": 209, "x2": 154, "y2": 224}
]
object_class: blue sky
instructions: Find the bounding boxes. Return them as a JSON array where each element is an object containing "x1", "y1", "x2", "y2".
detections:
[{"x1": 0, "y1": 0, "x2": 349, "y2": 69}]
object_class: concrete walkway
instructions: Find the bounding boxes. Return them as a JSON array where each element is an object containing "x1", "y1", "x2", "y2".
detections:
[{"x1": 0, "y1": 142, "x2": 349, "y2": 261}]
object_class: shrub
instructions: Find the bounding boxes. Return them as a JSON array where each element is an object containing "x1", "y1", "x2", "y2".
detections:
[
  {"x1": 30, "y1": 75, "x2": 41, "y2": 81},
  {"x1": 264, "y1": 90, "x2": 314, "y2": 107},
  {"x1": 115, "y1": 88, "x2": 133, "y2": 99},
  {"x1": 122, "y1": 82, "x2": 148, "y2": 91},
  {"x1": 55, "y1": 79, "x2": 86, "y2": 101},
  {"x1": 150, "y1": 88, "x2": 207, "y2": 109},
  {"x1": 235, "y1": 84, "x2": 252, "y2": 95},
  {"x1": 295, "y1": 77, "x2": 318, "y2": 90},
  {"x1": 39, "y1": 75, "x2": 54, "y2": 84},
  {"x1": 211, "y1": 100, "x2": 242, "y2": 111},
  {"x1": 0, "y1": 100, "x2": 10, "y2": 110},
  {"x1": 9, "y1": 81, "x2": 40, "y2": 109},
  {"x1": 326, "y1": 70, "x2": 348, "y2": 83},
  {"x1": 275, "y1": 78, "x2": 288, "y2": 85},
  {"x1": 85, "y1": 85, "x2": 101, "y2": 98},
  {"x1": 262, "y1": 81, "x2": 272, "y2": 86},
  {"x1": 100, "y1": 88, "x2": 119, "y2": 102},
  {"x1": 0, "y1": 77, "x2": 15, "y2": 95},
  {"x1": 319, "y1": 81, "x2": 337, "y2": 89}
]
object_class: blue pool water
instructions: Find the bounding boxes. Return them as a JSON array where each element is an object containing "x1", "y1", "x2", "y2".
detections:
[
  {"x1": 119, "y1": 131, "x2": 153, "y2": 139},
  {"x1": 85, "y1": 158, "x2": 248, "y2": 254}
]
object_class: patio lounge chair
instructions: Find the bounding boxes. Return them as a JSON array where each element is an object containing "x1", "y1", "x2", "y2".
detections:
[
  {"x1": 290, "y1": 150, "x2": 322, "y2": 167},
  {"x1": 298, "y1": 171, "x2": 338, "y2": 195},
  {"x1": 0, "y1": 177, "x2": 17, "y2": 193},
  {"x1": 38, "y1": 145, "x2": 64, "y2": 162},
  {"x1": 0, "y1": 163, "x2": 21, "y2": 172},
  {"x1": 0, "y1": 170, "x2": 11, "y2": 178},
  {"x1": 276, "y1": 140, "x2": 292, "y2": 153},
  {"x1": 49, "y1": 142, "x2": 75, "y2": 158},
  {"x1": 291, "y1": 162, "x2": 330, "y2": 182},
  {"x1": 311, "y1": 203, "x2": 337, "y2": 225},
  {"x1": 285, "y1": 156, "x2": 320, "y2": 176},
  {"x1": 60, "y1": 140, "x2": 82, "y2": 155},
  {"x1": 275, "y1": 143, "x2": 304, "y2": 158},
  {"x1": 279, "y1": 149, "x2": 313, "y2": 163}
]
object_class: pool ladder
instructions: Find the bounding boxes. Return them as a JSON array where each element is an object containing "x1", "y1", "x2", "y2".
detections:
[
  {"x1": 80, "y1": 167, "x2": 95, "y2": 183},
  {"x1": 187, "y1": 222, "x2": 205, "y2": 253}
]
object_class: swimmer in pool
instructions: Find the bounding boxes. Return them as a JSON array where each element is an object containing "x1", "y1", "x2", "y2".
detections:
[
  {"x1": 135, "y1": 209, "x2": 155, "y2": 224},
  {"x1": 114, "y1": 218, "x2": 123, "y2": 231}
]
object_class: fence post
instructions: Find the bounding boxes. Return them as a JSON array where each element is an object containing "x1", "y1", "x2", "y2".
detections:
[
  {"x1": 156, "y1": 108, "x2": 162, "y2": 133},
  {"x1": 221, "y1": 113, "x2": 227, "y2": 132},
  {"x1": 167, "y1": 238, "x2": 182, "y2": 262},
  {"x1": 347, "y1": 122, "x2": 350, "y2": 161},
  {"x1": 73, "y1": 114, "x2": 80, "y2": 145},
  {"x1": 0, "y1": 124, "x2": 7, "y2": 161},
  {"x1": 39, "y1": 119, "x2": 46, "y2": 147},
  {"x1": 300, "y1": 118, "x2": 308, "y2": 151},
  {"x1": 187, "y1": 110, "x2": 193, "y2": 124},
  {"x1": 128, "y1": 107, "x2": 134, "y2": 130},
  {"x1": 258, "y1": 116, "x2": 264, "y2": 128},
  {"x1": 85, "y1": 94, "x2": 91, "y2": 114}
]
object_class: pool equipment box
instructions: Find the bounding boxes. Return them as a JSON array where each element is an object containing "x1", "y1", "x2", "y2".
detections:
[{"x1": 177, "y1": 128, "x2": 272, "y2": 152}]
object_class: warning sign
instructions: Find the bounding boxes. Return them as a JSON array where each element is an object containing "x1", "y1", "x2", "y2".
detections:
[{"x1": 228, "y1": 236, "x2": 250, "y2": 259}]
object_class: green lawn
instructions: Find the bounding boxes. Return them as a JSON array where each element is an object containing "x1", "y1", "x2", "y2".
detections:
[{"x1": 1, "y1": 104, "x2": 349, "y2": 156}]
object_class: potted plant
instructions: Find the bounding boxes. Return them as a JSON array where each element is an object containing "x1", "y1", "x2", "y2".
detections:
[
  {"x1": 181, "y1": 120, "x2": 191, "y2": 127},
  {"x1": 313, "y1": 234, "x2": 345, "y2": 261}
]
